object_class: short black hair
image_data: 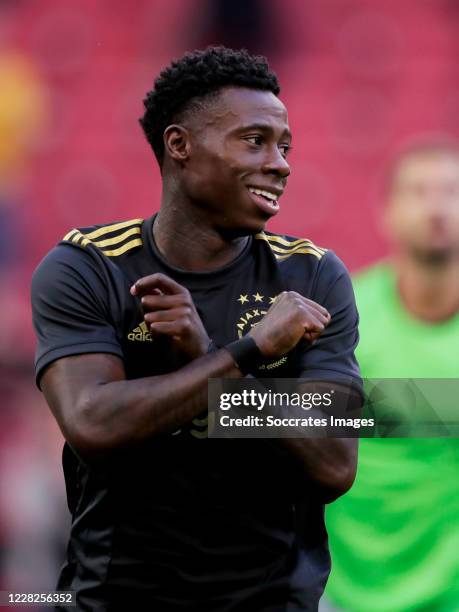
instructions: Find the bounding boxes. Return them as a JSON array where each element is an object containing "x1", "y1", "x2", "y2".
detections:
[{"x1": 139, "y1": 46, "x2": 280, "y2": 167}]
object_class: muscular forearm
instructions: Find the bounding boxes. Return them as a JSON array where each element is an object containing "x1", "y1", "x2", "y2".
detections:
[
  {"x1": 267, "y1": 382, "x2": 361, "y2": 503},
  {"x1": 43, "y1": 348, "x2": 242, "y2": 454},
  {"x1": 273, "y1": 437, "x2": 358, "y2": 503}
]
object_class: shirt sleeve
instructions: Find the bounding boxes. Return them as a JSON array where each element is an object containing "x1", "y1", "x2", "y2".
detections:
[
  {"x1": 31, "y1": 243, "x2": 124, "y2": 388},
  {"x1": 295, "y1": 251, "x2": 361, "y2": 385}
]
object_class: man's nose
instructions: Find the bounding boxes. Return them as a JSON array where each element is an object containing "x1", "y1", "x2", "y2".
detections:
[{"x1": 262, "y1": 147, "x2": 291, "y2": 179}]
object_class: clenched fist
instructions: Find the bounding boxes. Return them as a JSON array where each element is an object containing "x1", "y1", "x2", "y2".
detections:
[{"x1": 249, "y1": 291, "x2": 331, "y2": 358}]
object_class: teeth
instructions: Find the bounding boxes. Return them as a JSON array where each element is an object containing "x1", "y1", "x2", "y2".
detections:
[{"x1": 248, "y1": 187, "x2": 278, "y2": 201}]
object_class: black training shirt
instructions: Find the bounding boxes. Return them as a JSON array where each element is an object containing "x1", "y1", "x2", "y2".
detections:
[{"x1": 31, "y1": 215, "x2": 360, "y2": 611}]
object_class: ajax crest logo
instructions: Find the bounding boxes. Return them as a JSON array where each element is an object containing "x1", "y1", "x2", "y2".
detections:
[
  {"x1": 235, "y1": 292, "x2": 271, "y2": 338},
  {"x1": 235, "y1": 292, "x2": 287, "y2": 371}
]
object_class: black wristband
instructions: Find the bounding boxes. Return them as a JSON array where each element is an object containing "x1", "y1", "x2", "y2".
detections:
[{"x1": 224, "y1": 336, "x2": 264, "y2": 375}]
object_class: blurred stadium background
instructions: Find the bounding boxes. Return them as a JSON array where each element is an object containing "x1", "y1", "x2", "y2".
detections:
[{"x1": 1, "y1": 0, "x2": 459, "y2": 605}]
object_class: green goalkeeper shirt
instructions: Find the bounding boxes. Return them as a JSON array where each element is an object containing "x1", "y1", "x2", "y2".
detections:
[{"x1": 325, "y1": 262, "x2": 459, "y2": 612}]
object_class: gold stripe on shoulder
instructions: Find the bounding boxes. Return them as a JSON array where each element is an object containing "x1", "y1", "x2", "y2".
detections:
[
  {"x1": 93, "y1": 226, "x2": 141, "y2": 247},
  {"x1": 264, "y1": 234, "x2": 326, "y2": 255},
  {"x1": 62, "y1": 224, "x2": 143, "y2": 255},
  {"x1": 266, "y1": 242, "x2": 325, "y2": 258},
  {"x1": 69, "y1": 230, "x2": 93, "y2": 248},
  {"x1": 71, "y1": 231, "x2": 85, "y2": 246},
  {"x1": 255, "y1": 232, "x2": 326, "y2": 259},
  {"x1": 103, "y1": 238, "x2": 143, "y2": 257},
  {"x1": 84, "y1": 218, "x2": 143, "y2": 240},
  {"x1": 255, "y1": 233, "x2": 315, "y2": 248},
  {"x1": 274, "y1": 248, "x2": 323, "y2": 261},
  {"x1": 62, "y1": 229, "x2": 78, "y2": 242}
]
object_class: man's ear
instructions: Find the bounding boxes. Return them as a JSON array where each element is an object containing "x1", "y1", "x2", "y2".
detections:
[{"x1": 163, "y1": 125, "x2": 190, "y2": 163}]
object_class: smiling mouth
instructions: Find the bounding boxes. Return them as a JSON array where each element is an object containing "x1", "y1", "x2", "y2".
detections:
[{"x1": 247, "y1": 187, "x2": 280, "y2": 206}]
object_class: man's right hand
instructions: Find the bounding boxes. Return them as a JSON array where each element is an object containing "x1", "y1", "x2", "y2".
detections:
[
  {"x1": 249, "y1": 291, "x2": 331, "y2": 358},
  {"x1": 130, "y1": 273, "x2": 211, "y2": 362}
]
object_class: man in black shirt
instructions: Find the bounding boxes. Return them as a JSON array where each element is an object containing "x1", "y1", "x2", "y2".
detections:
[{"x1": 31, "y1": 47, "x2": 360, "y2": 611}]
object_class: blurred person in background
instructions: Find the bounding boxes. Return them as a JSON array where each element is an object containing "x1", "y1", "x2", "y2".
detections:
[{"x1": 323, "y1": 138, "x2": 459, "y2": 611}]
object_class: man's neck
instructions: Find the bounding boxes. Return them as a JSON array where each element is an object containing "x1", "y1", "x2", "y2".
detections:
[
  {"x1": 395, "y1": 253, "x2": 459, "y2": 323},
  {"x1": 153, "y1": 205, "x2": 249, "y2": 272}
]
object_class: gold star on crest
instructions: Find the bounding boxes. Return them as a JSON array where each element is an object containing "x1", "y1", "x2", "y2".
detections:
[
  {"x1": 237, "y1": 294, "x2": 249, "y2": 304},
  {"x1": 253, "y1": 292, "x2": 264, "y2": 302}
]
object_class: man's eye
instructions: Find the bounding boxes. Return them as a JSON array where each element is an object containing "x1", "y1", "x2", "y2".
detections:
[
  {"x1": 245, "y1": 135, "x2": 263, "y2": 146},
  {"x1": 279, "y1": 144, "x2": 292, "y2": 157}
]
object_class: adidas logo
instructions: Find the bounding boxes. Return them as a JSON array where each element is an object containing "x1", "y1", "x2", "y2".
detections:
[{"x1": 128, "y1": 321, "x2": 153, "y2": 342}]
